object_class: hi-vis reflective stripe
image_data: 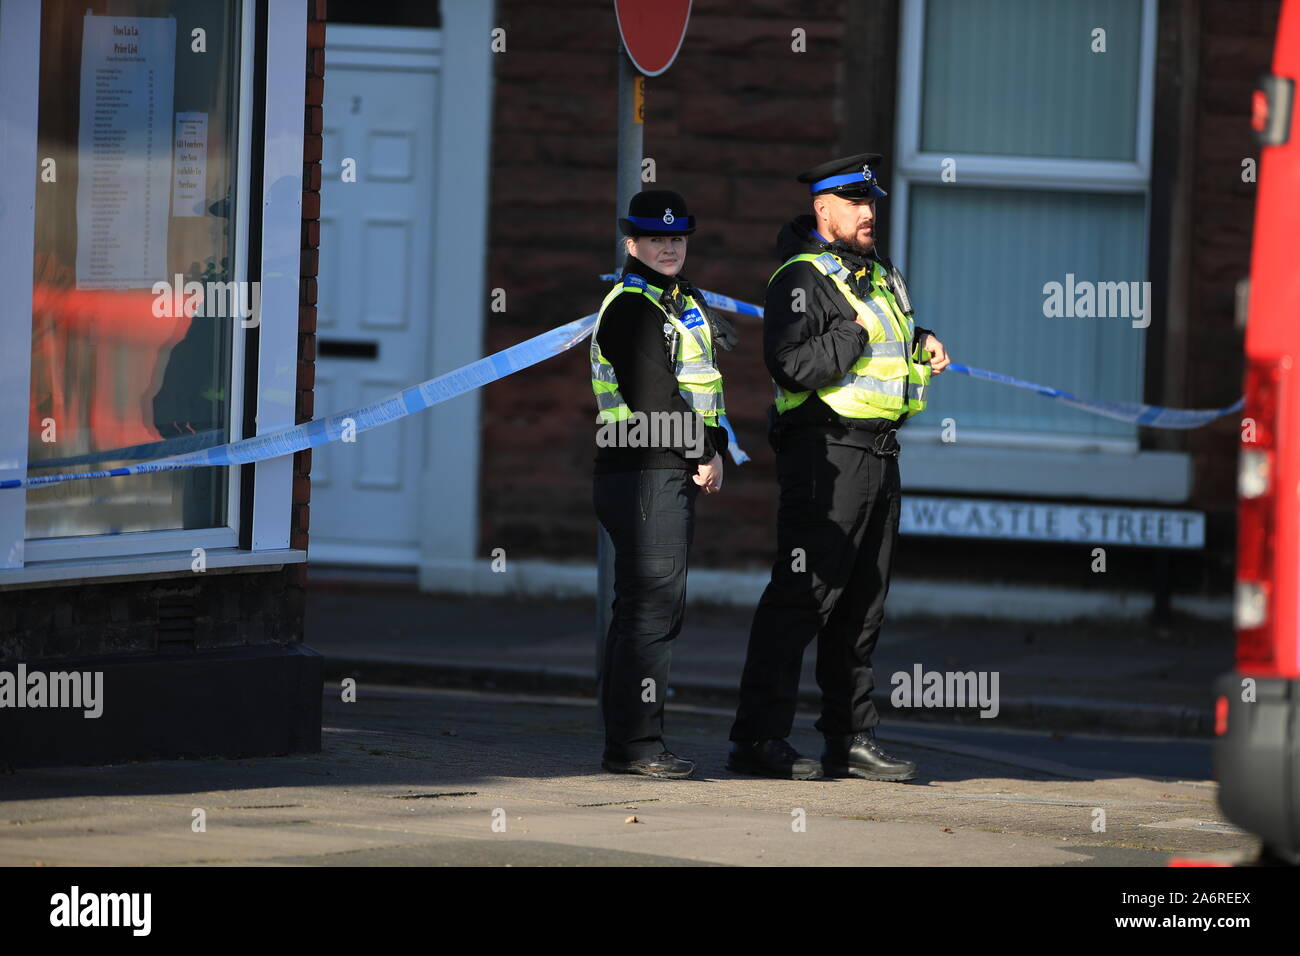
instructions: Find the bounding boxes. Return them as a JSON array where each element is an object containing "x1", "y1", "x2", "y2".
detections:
[
  {"x1": 860, "y1": 297, "x2": 903, "y2": 340},
  {"x1": 843, "y1": 375, "x2": 907, "y2": 398},
  {"x1": 862, "y1": 340, "x2": 908, "y2": 358},
  {"x1": 684, "y1": 391, "x2": 723, "y2": 413},
  {"x1": 807, "y1": 255, "x2": 907, "y2": 343}
]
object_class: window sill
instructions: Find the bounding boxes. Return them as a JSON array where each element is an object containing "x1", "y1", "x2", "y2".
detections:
[
  {"x1": 0, "y1": 548, "x2": 307, "y2": 591},
  {"x1": 898, "y1": 434, "x2": 1191, "y2": 503}
]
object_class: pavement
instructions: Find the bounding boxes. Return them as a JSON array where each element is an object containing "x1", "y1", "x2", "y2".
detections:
[
  {"x1": 0, "y1": 582, "x2": 1250, "y2": 867},
  {"x1": 0, "y1": 685, "x2": 1259, "y2": 867},
  {"x1": 305, "y1": 580, "x2": 1234, "y2": 738}
]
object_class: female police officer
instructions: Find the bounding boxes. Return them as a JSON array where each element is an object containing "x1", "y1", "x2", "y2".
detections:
[{"x1": 591, "y1": 189, "x2": 731, "y2": 779}]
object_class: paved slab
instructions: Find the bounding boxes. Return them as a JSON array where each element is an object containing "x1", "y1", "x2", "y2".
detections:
[{"x1": 0, "y1": 686, "x2": 1258, "y2": 867}]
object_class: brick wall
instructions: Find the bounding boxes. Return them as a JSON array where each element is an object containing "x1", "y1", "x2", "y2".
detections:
[
  {"x1": 481, "y1": 0, "x2": 1280, "y2": 593},
  {"x1": 482, "y1": 0, "x2": 850, "y2": 569},
  {"x1": 293, "y1": 0, "x2": 326, "y2": 602},
  {"x1": 1183, "y1": 0, "x2": 1282, "y2": 579}
]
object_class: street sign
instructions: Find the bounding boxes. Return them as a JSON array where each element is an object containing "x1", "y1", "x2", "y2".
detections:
[{"x1": 614, "y1": 0, "x2": 692, "y2": 76}]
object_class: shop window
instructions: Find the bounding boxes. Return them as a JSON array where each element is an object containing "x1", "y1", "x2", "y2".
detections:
[{"x1": 25, "y1": 0, "x2": 246, "y2": 538}]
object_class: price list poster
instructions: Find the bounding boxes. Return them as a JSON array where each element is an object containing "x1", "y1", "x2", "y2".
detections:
[{"x1": 74, "y1": 13, "x2": 176, "y2": 290}]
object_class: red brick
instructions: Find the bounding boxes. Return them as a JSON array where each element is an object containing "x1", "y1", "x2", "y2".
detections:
[{"x1": 301, "y1": 191, "x2": 320, "y2": 219}]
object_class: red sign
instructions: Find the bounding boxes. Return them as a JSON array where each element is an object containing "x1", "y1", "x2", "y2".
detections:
[{"x1": 614, "y1": 0, "x2": 692, "y2": 77}]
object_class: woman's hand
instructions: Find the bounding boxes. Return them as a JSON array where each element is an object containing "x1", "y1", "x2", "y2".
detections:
[{"x1": 693, "y1": 454, "x2": 724, "y2": 494}]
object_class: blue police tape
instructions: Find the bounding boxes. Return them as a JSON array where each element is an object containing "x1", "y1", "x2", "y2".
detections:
[
  {"x1": 718, "y1": 416, "x2": 749, "y2": 465},
  {"x1": 32, "y1": 428, "x2": 225, "y2": 470},
  {"x1": 613, "y1": 276, "x2": 1244, "y2": 431},
  {"x1": 946, "y1": 364, "x2": 1244, "y2": 429},
  {"x1": 4, "y1": 310, "x2": 749, "y2": 489},
  {"x1": 4, "y1": 314, "x2": 599, "y2": 490},
  {"x1": 598, "y1": 274, "x2": 764, "y2": 318}
]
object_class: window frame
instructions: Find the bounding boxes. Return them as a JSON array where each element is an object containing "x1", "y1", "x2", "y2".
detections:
[
  {"x1": 891, "y1": 0, "x2": 1159, "y2": 456},
  {"x1": 0, "y1": 0, "x2": 306, "y2": 580}
]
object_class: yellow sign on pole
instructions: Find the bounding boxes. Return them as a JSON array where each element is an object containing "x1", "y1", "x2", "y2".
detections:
[{"x1": 633, "y1": 75, "x2": 644, "y2": 125}]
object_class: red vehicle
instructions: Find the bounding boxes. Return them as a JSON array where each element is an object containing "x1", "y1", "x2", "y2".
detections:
[{"x1": 1215, "y1": 0, "x2": 1300, "y2": 865}]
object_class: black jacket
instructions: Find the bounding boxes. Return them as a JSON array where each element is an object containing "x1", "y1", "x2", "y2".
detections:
[
  {"x1": 764, "y1": 215, "x2": 932, "y2": 433},
  {"x1": 592, "y1": 255, "x2": 729, "y2": 474}
]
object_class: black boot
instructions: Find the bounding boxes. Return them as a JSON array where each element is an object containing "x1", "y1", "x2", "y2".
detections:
[
  {"x1": 602, "y1": 750, "x2": 695, "y2": 779},
  {"x1": 727, "y1": 738, "x2": 823, "y2": 780},
  {"x1": 822, "y1": 729, "x2": 917, "y2": 782}
]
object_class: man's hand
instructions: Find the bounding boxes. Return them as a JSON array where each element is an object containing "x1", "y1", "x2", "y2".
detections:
[
  {"x1": 922, "y1": 332, "x2": 951, "y2": 374},
  {"x1": 693, "y1": 454, "x2": 724, "y2": 494}
]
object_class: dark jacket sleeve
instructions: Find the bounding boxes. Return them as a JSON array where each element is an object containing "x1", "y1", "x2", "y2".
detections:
[
  {"x1": 764, "y1": 262, "x2": 870, "y2": 393},
  {"x1": 596, "y1": 293, "x2": 719, "y2": 463}
]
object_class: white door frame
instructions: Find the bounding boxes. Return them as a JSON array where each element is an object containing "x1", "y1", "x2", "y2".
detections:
[
  {"x1": 316, "y1": 1, "x2": 494, "y2": 578},
  {"x1": 313, "y1": 21, "x2": 439, "y2": 567},
  {"x1": 417, "y1": 0, "x2": 494, "y2": 586}
]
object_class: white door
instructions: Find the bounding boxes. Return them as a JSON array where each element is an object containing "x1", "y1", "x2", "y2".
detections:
[{"x1": 312, "y1": 26, "x2": 439, "y2": 566}]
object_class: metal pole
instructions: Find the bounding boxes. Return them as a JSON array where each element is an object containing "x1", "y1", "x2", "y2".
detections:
[{"x1": 597, "y1": 47, "x2": 644, "y2": 723}]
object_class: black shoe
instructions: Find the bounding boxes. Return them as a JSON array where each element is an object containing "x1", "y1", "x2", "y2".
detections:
[
  {"x1": 822, "y1": 729, "x2": 917, "y2": 782},
  {"x1": 602, "y1": 751, "x2": 695, "y2": 779},
  {"x1": 727, "y1": 738, "x2": 823, "y2": 780}
]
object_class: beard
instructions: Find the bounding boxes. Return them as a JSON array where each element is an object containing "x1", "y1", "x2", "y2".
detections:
[
  {"x1": 840, "y1": 234, "x2": 875, "y2": 256},
  {"x1": 826, "y1": 223, "x2": 875, "y2": 256}
]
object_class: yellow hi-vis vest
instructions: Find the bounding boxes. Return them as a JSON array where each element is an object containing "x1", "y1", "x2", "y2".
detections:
[
  {"x1": 591, "y1": 272, "x2": 725, "y2": 426},
  {"x1": 771, "y1": 252, "x2": 931, "y2": 420}
]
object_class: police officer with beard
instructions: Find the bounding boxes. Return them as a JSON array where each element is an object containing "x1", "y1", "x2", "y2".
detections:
[{"x1": 727, "y1": 154, "x2": 951, "y2": 782}]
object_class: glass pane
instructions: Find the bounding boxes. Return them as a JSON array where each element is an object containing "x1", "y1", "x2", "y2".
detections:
[
  {"x1": 920, "y1": 0, "x2": 1143, "y2": 161},
  {"x1": 906, "y1": 184, "x2": 1146, "y2": 438},
  {"x1": 27, "y1": 0, "x2": 242, "y2": 539}
]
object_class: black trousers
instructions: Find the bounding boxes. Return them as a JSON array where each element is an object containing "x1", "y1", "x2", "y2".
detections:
[
  {"x1": 594, "y1": 468, "x2": 697, "y2": 760},
  {"x1": 730, "y1": 429, "x2": 901, "y2": 741}
]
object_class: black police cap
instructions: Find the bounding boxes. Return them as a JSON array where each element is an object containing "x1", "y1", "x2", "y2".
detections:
[
  {"x1": 618, "y1": 189, "x2": 696, "y2": 237},
  {"x1": 797, "y1": 152, "x2": 888, "y2": 198}
]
